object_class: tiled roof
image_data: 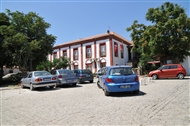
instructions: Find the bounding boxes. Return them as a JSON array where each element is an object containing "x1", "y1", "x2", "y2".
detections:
[{"x1": 54, "y1": 31, "x2": 133, "y2": 48}]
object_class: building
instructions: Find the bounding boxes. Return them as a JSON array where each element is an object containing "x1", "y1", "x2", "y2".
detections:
[
  {"x1": 48, "y1": 30, "x2": 133, "y2": 73},
  {"x1": 181, "y1": 56, "x2": 190, "y2": 76}
]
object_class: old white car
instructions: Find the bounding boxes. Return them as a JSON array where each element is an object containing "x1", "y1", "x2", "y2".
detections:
[{"x1": 21, "y1": 71, "x2": 57, "y2": 91}]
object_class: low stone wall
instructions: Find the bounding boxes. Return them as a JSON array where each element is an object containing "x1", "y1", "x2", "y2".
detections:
[{"x1": 3, "y1": 68, "x2": 21, "y2": 75}]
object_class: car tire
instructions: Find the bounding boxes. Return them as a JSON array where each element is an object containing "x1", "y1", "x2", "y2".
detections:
[
  {"x1": 152, "y1": 74, "x2": 158, "y2": 80},
  {"x1": 90, "y1": 80, "x2": 93, "y2": 83},
  {"x1": 133, "y1": 89, "x2": 139, "y2": 94},
  {"x1": 72, "y1": 83, "x2": 77, "y2": 86},
  {"x1": 104, "y1": 86, "x2": 110, "y2": 96},
  {"x1": 177, "y1": 73, "x2": 184, "y2": 79},
  {"x1": 77, "y1": 79, "x2": 81, "y2": 84},
  {"x1": 56, "y1": 82, "x2": 60, "y2": 87},
  {"x1": 97, "y1": 81, "x2": 101, "y2": 89},
  {"x1": 21, "y1": 83, "x2": 25, "y2": 89},
  {"x1": 30, "y1": 84, "x2": 34, "y2": 91},
  {"x1": 49, "y1": 86, "x2": 54, "y2": 89}
]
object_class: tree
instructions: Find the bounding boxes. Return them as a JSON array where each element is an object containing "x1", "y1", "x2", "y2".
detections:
[
  {"x1": 0, "y1": 12, "x2": 13, "y2": 83},
  {"x1": 36, "y1": 57, "x2": 69, "y2": 72},
  {"x1": 127, "y1": 2, "x2": 190, "y2": 69},
  {"x1": 3, "y1": 9, "x2": 56, "y2": 71}
]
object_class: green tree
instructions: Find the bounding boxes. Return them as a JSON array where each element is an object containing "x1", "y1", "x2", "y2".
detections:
[
  {"x1": 127, "y1": 2, "x2": 190, "y2": 68},
  {"x1": 0, "y1": 12, "x2": 13, "y2": 83},
  {"x1": 36, "y1": 57, "x2": 69, "y2": 72},
  {"x1": 3, "y1": 9, "x2": 56, "y2": 71}
]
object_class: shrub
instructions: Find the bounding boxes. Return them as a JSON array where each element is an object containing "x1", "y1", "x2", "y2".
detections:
[{"x1": 2, "y1": 73, "x2": 23, "y2": 85}]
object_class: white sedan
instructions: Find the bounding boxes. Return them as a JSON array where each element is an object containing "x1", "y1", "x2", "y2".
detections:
[{"x1": 21, "y1": 71, "x2": 57, "y2": 91}]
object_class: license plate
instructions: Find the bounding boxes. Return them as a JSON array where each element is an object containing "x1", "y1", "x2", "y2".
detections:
[
  {"x1": 43, "y1": 78, "x2": 51, "y2": 81},
  {"x1": 120, "y1": 85, "x2": 131, "y2": 88},
  {"x1": 67, "y1": 80, "x2": 73, "y2": 82}
]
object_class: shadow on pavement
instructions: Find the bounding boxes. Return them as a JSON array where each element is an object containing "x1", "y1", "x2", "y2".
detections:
[
  {"x1": 24, "y1": 86, "x2": 61, "y2": 92},
  {"x1": 58, "y1": 84, "x2": 83, "y2": 88},
  {"x1": 108, "y1": 91, "x2": 146, "y2": 97}
]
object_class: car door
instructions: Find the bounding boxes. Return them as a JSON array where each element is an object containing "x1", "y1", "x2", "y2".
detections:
[
  {"x1": 25, "y1": 73, "x2": 33, "y2": 86},
  {"x1": 169, "y1": 65, "x2": 178, "y2": 77},
  {"x1": 99, "y1": 67, "x2": 107, "y2": 88},
  {"x1": 98, "y1": 68, "x2": 104, "y2": 87},
  {"x1": 159, "y1": 65, "x2": 170, "y2": 78},
  {"x1": 21, "y1": 73, "x2": 29, "y2": 86}
]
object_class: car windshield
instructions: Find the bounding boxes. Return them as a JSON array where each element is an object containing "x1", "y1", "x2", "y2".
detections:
[
  {"x1": 157, "y1": 65, "x2": 169, "y2": 70},
  {"x1": 82, "y1": 70, "x2": 92, "y2": 74},
  {"x1": 34, "y1": 71, "x2": 51, "y2": 77},
  {"x1": 58, "y1": 70, "x2": 74, "y2": 75},
  {"x1": 109, "y1": 67, "x2": 134, "y2": 76}
]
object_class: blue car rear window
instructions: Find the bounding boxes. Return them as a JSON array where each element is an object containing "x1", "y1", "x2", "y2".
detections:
[
  {"x1": 109, "y1": 67, "x2": 134, "y2": 76},
  {"x1": 58, "y1": 70, "x2": 74, "y2": 75},
  {"x1": 34, "y1": 71, "x2": 51, "y2": 77},
  {"x1": 81, "y1": 70, "x2": 92, "y2": 74}
]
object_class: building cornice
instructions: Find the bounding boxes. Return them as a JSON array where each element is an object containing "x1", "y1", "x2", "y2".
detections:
[{"x1": 53, "y1": 31, "x2": 133, "y2": 49}]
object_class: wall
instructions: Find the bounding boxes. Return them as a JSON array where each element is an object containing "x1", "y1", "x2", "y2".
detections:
[
  {"x1": 3, "y1": 68, "x2": 21, "y2": 75},
  {"x1": 112, "y1": 39, "x2": 129, "y2": 66},
  {"x1": 181, "y1": 56, "x2": 190, "y2": 76},
  {"x1": 96, "y1": 39, "x2": 109, "y2": 71}
]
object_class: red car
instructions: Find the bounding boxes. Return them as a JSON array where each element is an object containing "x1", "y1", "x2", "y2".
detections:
[{"x1": 148, "y1": 64, "x2": 187, "y2": 80}]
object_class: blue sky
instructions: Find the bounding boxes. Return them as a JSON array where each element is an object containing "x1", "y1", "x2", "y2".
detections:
[{"x1": 1, "y1": 0, "x2": 189, "y2": 46}]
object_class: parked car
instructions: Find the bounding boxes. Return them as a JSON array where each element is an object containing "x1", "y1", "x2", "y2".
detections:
[
  {"x1": 51, "y1": 69, "x2": 78, "y2": 86},
  {"x1": 97, "y1": 66, "x2": 140, "y2": 96},
  {"x1": 21, "y1": 71, "x2": 57, "y2": 91},
  {"x1": 96, "y1": 69, "x2": 101, "y2": 78},
  {"x1": 148, "y1": 64, "x2": 187, "y2": 80},
  {"x1": 73, "y1": 69, "x2": 94, "y2": 84}
]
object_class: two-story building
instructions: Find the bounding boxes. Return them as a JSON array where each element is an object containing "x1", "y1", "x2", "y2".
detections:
[{"x1": 48, "y1": 30, "x2": 133, "y2": 73}]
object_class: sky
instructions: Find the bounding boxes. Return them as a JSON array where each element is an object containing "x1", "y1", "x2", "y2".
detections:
[{"x1": 0, "y1": 0, "x2": 189, "y2": 46}]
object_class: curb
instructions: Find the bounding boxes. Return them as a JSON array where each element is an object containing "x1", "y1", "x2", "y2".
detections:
[{"x1": 0, "y1": 86, "x2": 20, "y2": 91}]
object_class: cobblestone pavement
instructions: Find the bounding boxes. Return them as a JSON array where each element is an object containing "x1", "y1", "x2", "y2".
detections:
[{"x1": 0, "y1": 77, "x2": 190, "y2": 126}]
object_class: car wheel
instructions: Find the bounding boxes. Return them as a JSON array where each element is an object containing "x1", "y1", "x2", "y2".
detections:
[
  {"x1": 177, "y1": 73, "x2": 184, "y2": 79},
  {"x1": 77, "y1": 79, "x2": 81, "y2": 84},
  {"x1": 104, "y1": 86, "x2": 110, "y2": 96},
  {"x1": 97, "y1": 81, "x2": 101, "y2": 89},
  {"x1": 152, "y1": 74, "x2": 158, "y2": 80},
  {"x1": 133, "y1": 89, "x2": 139, "y2": 94},
  {"x1": 72, "y1": 83, "x2": 77, "y2": 86},
  {"x1": 21, "y1": 83, "x2": 25, "y2": 88},
  {"x1": 30, "y1": 84, "x2": 34, "y2": 91},
  {"x1": 49, "y1": 86, "x2": 54, "y2": 89},
  {"x1": 56, "y1": 82, "x2": 60, "y2": 87},
  {"x1": 90, "y1": 80, "x2": 93, "y2": 83}
]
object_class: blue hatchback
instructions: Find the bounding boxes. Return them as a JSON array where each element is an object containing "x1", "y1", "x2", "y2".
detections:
[{"x1": 97, "y1": 66, "x2": 140, "y2": 96}]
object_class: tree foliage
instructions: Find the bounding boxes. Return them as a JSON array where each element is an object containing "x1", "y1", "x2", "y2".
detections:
[
  {"x1": 127, "y1": 2, "x2": 190, "y2": 68},
  {"x1": 36, "y1": 57, "x2": 69, "y2": 72},
  {"x1": 0, "y1": 12, "x2": 13, "y2": 83},
  {"x1": 3, "y1": 9, "x2": 56, "y2": 71}
]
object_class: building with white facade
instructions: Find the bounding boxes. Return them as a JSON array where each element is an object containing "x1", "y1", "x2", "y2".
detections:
[
  {"x1": 181, "y1": 56, "x2": 190, "y2": 76},
  {"x1": 48, "y1": 30, "x2": 133, "y2": 73}
]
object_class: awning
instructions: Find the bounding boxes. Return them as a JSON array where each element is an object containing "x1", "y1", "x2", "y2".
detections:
[{"x1": 147, "y1": 61, "x2": 160, "y2": 64}]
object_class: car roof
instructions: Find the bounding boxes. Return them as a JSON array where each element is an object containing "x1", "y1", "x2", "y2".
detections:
[
  {"x1": 106, "y1": 66, "x2": 132, "y2": 68},
  {"x1": 30, "y1": 71, "x2": 49, "y2": 72},
  {"x1": 57, "y1": 69, "x2": 71, "y2": 71},
  {"x1": 74, "y1": 69, "x2": 90, "y2": 70},
  {"x1": 163, "y1": 64, "x2": 181, "y2": 66}
]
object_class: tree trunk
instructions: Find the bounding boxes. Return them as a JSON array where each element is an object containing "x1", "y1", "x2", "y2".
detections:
[
  {"x1": 29, "y1": 59, "x2": 33, "y2": 71},
  {"x1": 0, "y1": 65, "x2": 4, "y2": 84}
]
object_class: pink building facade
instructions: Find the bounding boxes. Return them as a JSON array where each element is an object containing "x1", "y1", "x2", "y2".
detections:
[{"x1": 48, "y1": 31, "x2": 133, "y2": 73}]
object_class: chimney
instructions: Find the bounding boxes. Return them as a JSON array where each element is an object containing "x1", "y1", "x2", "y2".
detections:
[{"x1": 107, "y1": 30, "x2": 110, "y2": 34}]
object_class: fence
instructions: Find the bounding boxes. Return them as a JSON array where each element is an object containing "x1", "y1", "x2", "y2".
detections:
[{"x1": 139, "y1": 76, "x2": 154, "y2": 85}]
